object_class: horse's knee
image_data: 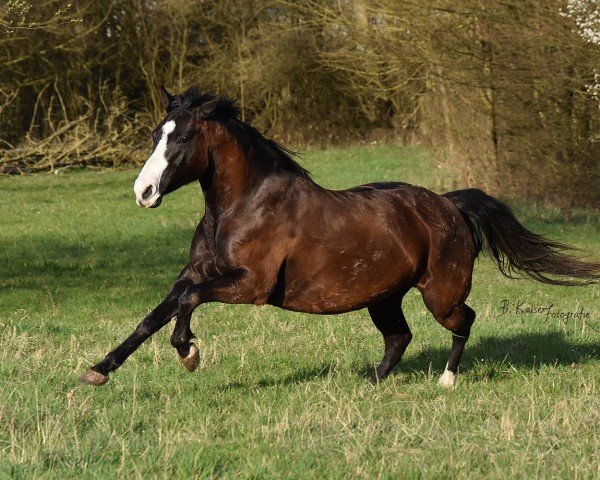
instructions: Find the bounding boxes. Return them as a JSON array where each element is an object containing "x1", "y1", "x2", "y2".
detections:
[{"x1": 178, "y1": 285, "x2": 200, "y2": 313}]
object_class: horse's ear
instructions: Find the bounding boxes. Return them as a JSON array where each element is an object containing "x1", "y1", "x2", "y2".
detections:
[
  {"x1": 159, "y1": 85, "x2": 174, "y2": 111},
  {"x1": 195, "y1": 98, "x2": 221, "y2": 120}
]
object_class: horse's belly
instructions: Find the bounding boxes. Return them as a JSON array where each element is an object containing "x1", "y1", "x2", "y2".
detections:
[{"x1": 273, "y1": 244, "x2": 420, "y2": 314}]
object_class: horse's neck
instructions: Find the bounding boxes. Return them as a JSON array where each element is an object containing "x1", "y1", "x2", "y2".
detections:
[
  {"x1": 200, "y1": 126, "x2": 306, "y2": 219},
  {"x1": 202, "y1": 140, "x2": 253, "y2": 216}
]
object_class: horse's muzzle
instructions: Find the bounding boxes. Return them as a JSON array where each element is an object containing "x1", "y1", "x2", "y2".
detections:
[
  {"x1": 135, "y1": 193, "x2": 162, "y2": 208},
  {"x1": 134, "y1": 181, "x2": 162, "y2": 208}
]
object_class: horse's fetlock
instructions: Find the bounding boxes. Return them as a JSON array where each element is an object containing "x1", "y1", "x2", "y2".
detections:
[{"x1": 170, "y1": 333, "x2": 187, "y2": 349}]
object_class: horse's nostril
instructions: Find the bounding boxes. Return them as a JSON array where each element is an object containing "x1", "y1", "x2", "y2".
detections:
[{"x1": 142, "y1": 185, "x2": 154, "y2": 200}]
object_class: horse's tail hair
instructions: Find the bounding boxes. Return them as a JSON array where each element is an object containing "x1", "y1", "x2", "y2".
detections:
[{"x1": 443, "y1": 188, "x2": 600, "y2": 286}]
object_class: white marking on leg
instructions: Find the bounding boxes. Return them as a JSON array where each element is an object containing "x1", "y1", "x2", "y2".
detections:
[
  {"x1": 185, "y1": 342, "x2": 198, "y2": 360},
  {"x1": 180, "y1": 342, "x2": 200, "y2": 372},
  {"x1": 134, "y1": 120, "x2": 176, "y2": 207},
  {"x1": 439, "y1": 362, "x2": 457, "y2": 387}
]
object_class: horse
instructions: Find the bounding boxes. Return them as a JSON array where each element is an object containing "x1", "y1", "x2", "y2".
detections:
[{"x1": 80, "y1": 86, "x2": 600, "y2": 388}]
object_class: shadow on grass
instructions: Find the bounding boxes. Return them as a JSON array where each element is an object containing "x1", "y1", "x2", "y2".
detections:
[
  {"x1": 218, "y1": 363, "x2": 336, "y2": 392},
  {"x1": 217, "y1": 331, "x2": 599, "y2": 391},
  {"x1": 0, "y1": 228, "x2": 192, "y2": 294},
  {"x1": 362, "y1": 331, "x2": 600, "y2": 383}
]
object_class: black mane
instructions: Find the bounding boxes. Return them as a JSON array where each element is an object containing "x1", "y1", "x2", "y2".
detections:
[{"x1": 171, "y1": 87, "x2": 310, "y2": 178}]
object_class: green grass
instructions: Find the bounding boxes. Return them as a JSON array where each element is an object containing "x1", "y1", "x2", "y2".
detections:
[{"x1": 1, "y1": 144, "x2": 598, "y2": 479}]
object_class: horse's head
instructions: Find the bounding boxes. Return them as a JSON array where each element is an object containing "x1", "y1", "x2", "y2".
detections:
[{"x1": 134, "y1": 86, "x2": 237, "y2": 208}]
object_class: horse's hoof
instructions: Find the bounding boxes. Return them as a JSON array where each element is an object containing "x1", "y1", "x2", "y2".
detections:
[
  {"x1": 438, "y1": 369, "x2": 457, "y2": 388},
  {"x1": 180, "y1": 343, "x2": 200, "y2": 372},
  {"x1": 79, "y1": 368, "x2": 109, "y2": 386},
  {"x1": 369, "y1": 370, "x2": 386, "y2": 385}
]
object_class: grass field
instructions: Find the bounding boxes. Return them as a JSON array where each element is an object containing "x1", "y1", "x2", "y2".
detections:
[{"x1": 1, "y1": 144, "x2": 599, "y2": 479}]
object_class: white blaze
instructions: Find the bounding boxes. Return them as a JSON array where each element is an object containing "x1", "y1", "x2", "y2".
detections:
[{"x1": 134, "y1": 120, "x2": 176, "y2": 207}]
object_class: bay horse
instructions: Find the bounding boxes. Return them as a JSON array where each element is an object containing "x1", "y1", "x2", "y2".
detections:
[{"x1": 80, "y1": 86, "x2": 600, "y2": 387}]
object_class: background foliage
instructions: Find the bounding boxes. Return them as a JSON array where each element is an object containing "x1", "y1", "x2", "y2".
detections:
[{"x1": 1, "y1": 0, "x2": 599, "y2": 206}]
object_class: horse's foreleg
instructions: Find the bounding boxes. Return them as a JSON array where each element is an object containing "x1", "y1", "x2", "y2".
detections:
[
  {"x1": 80, "y1": 264, "x2": 199, "y2": 386},
  {"x1": 170, "y1": 269, "x2": 257, "y2": 370}
]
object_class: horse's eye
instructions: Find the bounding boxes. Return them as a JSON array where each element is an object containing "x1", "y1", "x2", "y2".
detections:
[{"x1": 178, "y1": 133, "x2": 193, "y2": 144}]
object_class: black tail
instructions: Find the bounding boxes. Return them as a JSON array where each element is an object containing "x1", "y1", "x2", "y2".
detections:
[{"x1": 444, "y1": 188, "x2": 600, "y2": 286}]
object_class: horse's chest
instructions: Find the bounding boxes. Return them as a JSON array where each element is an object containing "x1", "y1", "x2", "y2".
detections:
[
  {"x1": 190, "y1": 228, "x2": 233, "y2": 278},
  {"x1": 191, "y1": 227, "x2": 256, "y2": 277}
]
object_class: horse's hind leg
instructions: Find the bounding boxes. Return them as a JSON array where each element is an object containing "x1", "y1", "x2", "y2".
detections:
[
  {"x1": 368, "y1": 292, "x2": 412, "y2": 384},
  {"x1": 438, "y1": 305, "x2": 475, "y2": 387},
  {"x1": 419, "y1": 283, "x2": 475, "y2": 387}
]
